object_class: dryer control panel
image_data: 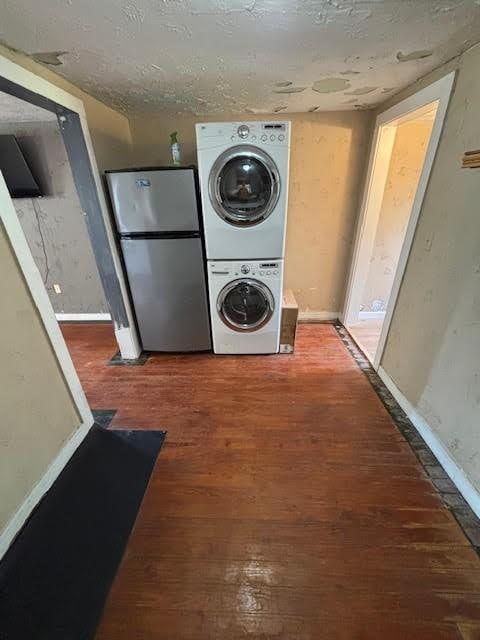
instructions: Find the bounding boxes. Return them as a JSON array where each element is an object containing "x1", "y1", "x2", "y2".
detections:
[
  {"x1": 209, "y1": 261, "x2": 282, "y2": 278},
  {"x1": 196, "y1": 121, "x2": 290, "y2": 147}
]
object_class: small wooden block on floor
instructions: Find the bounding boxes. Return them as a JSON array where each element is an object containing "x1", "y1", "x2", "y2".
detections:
[{"x1": 280, "y1": 289, "x2": 299, "y2": 353}]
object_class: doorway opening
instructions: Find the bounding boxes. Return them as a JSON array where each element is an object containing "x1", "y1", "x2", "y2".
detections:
[
  {"x1": 0, "y1": 51, "x2": 142, "y2": 556},
  {"x1": 342, "y1": 73, "x2": 455, "y2": 368},
  {"x1": 0, "y1": 91, "x2": 110, "y2": 321},
  {"x1": 0, "y1": 56, "x2": 140, "y2": 360},
  {"x1": 349, "y1": 103, "x2": 438, "y2": 359}
]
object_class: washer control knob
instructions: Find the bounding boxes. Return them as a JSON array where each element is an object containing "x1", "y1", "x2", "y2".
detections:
[
  {"x1": 278, "y1": 134, "x2": 285, "y2": 141},
  {"x1": 261, "y1": 134, "x2": 267, "y2": 142},
  {"x1": 270, "y1": 134, "x2": 275, "y2": 141},
  {"x1": 251, "y1": 134, "x2": 257, "y2": 141},
  {"x1": 237, "y1": 124, "x2": 250, "y2": 139},
  {"x1": 259, "y1": 271, "x2": 264, "y2": 276},
  {"x1": 240, "y1": 264, "x2": 250, "y2": 274}
]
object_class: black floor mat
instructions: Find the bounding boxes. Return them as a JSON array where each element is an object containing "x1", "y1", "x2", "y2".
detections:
[{"x1": 0, "y1": 424, "x2": 165, "y2": 640}]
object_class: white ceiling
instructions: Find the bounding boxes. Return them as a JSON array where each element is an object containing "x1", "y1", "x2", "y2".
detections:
[
  {"x1": 1, "y1": 0, "x2": 480, "y2": 116},
  {"x1": 0, "y1": 91, "x2": 56, "y2": 122}
]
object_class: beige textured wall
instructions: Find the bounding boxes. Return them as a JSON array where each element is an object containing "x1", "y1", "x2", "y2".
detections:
[
  {"x1": 379, "y1": 44, "x2": 480, "y2": 492},
  {"x1": 0, "y1": 44, "x2": 132, "y2": 171},
  {"x1": 0, "y1": 223, "x2": 80, "y2": 536},
  {"x1": 361, "y1": 118, "x2": 434, "y2": 312},
  {"x1": 129, "y1": 111, "x2": 373, "y2": 313}
]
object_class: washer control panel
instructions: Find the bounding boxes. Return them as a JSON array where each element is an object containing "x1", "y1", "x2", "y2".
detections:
[{"x1": 210, "y1": 262, "x2": 281, "y2": 278}]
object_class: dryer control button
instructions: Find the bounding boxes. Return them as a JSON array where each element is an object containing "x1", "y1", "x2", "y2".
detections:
[{"x1": 237, "y1": 125, "x2": 250, "y2": 139}]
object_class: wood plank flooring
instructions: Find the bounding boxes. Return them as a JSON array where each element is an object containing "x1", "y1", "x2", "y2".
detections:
[
  {"x1": 61, "y1": 322, "x2": 480, "y2": 639},
  {"x1": 347, "y1": 318, "x2": 383, "y2": 361}
]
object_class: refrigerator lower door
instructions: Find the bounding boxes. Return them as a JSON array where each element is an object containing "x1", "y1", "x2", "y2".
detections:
[{"x1": 121, "y1": 237, "x2": 211, "y2": 351}]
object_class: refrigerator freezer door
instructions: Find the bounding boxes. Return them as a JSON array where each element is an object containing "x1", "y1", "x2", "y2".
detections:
[
  {"x1": 107, "y1": 169, "x2": 200, "y2": 234},
  {"x1": 121, "y1": 237, "x2": 211, "y2": 351}
]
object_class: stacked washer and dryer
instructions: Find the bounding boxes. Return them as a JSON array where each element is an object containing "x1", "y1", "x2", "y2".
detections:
[{"x1": 196, "y1": 121, "x2": 291, "y2": 354}]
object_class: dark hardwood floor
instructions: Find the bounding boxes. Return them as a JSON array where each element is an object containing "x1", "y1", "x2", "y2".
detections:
[{"x1": 61, "y1": 322, "x2": 480, "y2": 639}]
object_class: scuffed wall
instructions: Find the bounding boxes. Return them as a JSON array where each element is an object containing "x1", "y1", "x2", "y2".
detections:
[
  {"x1": 379, "y1": 44, "x2": 480, "y2": 493},
  {"x1": 361, "y1": 117, "x2": 434, "y2": 312},
  {"x1": 0, "y1": 43, "x2": 132, "y2": 172},
  {"x1": 1, "y1": 119, "x2": 108, "y2": 313},
  {"x1": 129, "y1": 110, "x2": 373, "y2": 314},
  {"x1": 0, "y1": 223, "x2": 80, "y2": 537}
]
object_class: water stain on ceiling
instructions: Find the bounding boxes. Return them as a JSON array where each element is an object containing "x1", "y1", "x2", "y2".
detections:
[
  {"x1": 312, "y1": 78, "x2": 351, "y2": 93},
  {"x1": 274, "y1": 86, "x2": 307, "y2": 94},
  {"x1": 0, "y1": 0, "x2": 479, "y2": 115},
  {"x1": 345, "y1": 86, "x2": 378, "y2": 96},
  {"x1": 31, "y1": 51, "x2": 68, "y2": 66},
  {"x1": 397, "y1": 49, "x2": 434, "y2": 62}
]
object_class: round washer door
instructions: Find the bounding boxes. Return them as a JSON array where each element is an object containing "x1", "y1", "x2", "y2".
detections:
[
  {"x1": 217, "y1": 279, "x2": 275, "y2": 332},
  {"x1": 209, "y1": 145, "x2": 280, "y2": 226}
]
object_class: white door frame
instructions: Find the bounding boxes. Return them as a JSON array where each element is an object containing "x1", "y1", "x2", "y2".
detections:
[
  {"x1": 0, "y1": 172, "x2": 95, "y2": 558},
  {"x1": 342, "y1": 72, "x2": 456, "y2": 369},
  {"x1": 0, "y1": 53, "x2": 141, "y2": 359}
]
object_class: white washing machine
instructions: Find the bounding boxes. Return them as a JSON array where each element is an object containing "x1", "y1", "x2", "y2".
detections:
[
  {"x1": 196, "y1": 121, "x2": 291, "y2": 260},
  {"x1": 208, "y1": 259, "x2": 284, "y2": 354}
]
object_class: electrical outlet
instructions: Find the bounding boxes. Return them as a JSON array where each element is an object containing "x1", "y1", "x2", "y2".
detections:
[{"x1": 53, "y1": 284, "x2": 62, "y2": 294}]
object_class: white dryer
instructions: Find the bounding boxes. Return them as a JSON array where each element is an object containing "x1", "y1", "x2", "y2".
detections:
[
  {"x1": 196, "y1": 121, "x2": 290, "y2": 260},
  {"x1": 208, "y1": 260, "x2": 284, "y2": 354}
]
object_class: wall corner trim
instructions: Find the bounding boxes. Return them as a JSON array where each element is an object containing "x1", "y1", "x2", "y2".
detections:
[
  {"x1": 378, "y1": 366, "x2": 480, "y2": 519},
  {"x1": 0, "y1": 420, "x2": 91, "y2": 561}
]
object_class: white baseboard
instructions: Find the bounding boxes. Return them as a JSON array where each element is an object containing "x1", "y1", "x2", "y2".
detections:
[
  {"x1": 358, "y1": 311, "x2": 386, "y2": 320},
  {"x1": 298, "y1": 311, "x2": 339, "y2": 323},
  {"x1": 114, "y1": 324, "x2": 142, "y2": 360},
  {"x1": 0, "y1": 420, "x2": 91, "y2": 560},
  {"x1": 378, "y1": 366, "x2": 480, "y2": 519},
  {"x1": 55, "y1": 313, "x2": 111, "y2": 322}
]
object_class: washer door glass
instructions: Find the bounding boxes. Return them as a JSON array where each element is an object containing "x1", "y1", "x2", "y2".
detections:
[
  {"x1": 209, "y1": 146, "x2": 280, "y2": 226},
  {"x1": 218, "y1": 280, "x2": 274, "y2": 331}
]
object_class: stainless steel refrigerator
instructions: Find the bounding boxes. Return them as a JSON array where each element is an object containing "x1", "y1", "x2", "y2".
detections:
[{"x1": 106, "y1": 166, "x2": 211, "y2": 351}]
